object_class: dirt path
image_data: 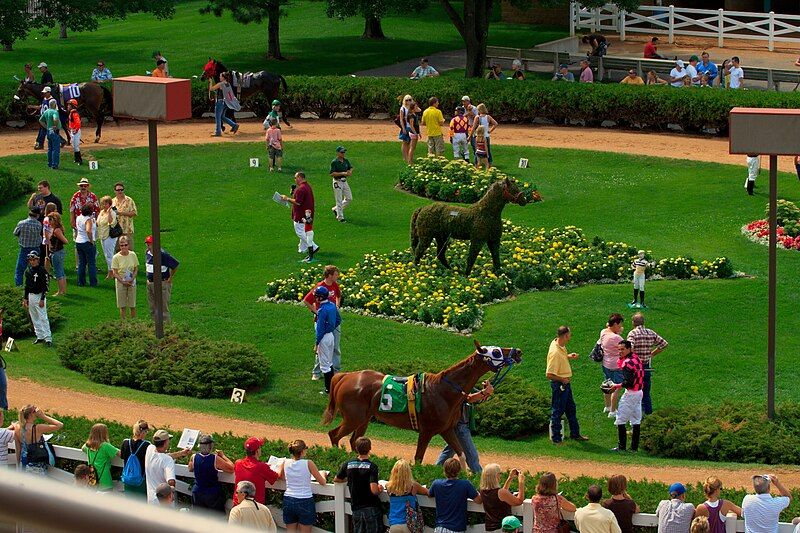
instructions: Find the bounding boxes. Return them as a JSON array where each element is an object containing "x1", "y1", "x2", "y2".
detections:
[
  {"x1": 9, "y1": 378, "x2": 800, "y2": 488},
  {"x1": 2, "y1": 119, "x2": 798, "y2": 173}
]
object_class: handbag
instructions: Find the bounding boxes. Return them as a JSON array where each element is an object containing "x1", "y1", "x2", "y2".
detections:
[
  {"x1": 108, "y1": 207, "x2": 123, "y2": 238},
  {"x1": 589, "y1": 341, "x2": 604, "y2": 362},
  {"x1": 405, "y1": 496, "x2": 425, "y2": 533},
  {"x1": 24, "y1": 425, "x2": 56, "y2": 466},
  {"x1": 556, "y1": 495, "x2": 571, "y2": 533}
]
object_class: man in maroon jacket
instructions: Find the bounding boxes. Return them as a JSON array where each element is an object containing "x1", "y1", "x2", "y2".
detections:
[{"x1": 282, "y1": 172, "x2": 320, "y2": 262}]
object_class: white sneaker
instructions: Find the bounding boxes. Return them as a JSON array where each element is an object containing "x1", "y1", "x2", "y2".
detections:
[
  {"x1": 311, "y1": 374, "x2": 320, "y2": 381},
  {"x1": 603, "y1": 407, "x2": 610, "y2": 413},
  {"x1": 608, "y1": 411, "x2": 618, "y2": 418}
]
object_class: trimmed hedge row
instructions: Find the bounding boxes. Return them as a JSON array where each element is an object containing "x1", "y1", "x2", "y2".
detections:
[
  {"x1": 6, "y1": 77, "x2": 800, "y2": 134},
  {"x1": 0, "y1": 166, "x2": 34, "y2": 208},
  {"x1": 58, "y1": 321, "x2": 269, "y2": 398}
]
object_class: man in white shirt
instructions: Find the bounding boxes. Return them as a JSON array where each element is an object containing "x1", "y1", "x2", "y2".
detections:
[
  {"x1": 729, "y1": 56, "x2": 744, "y2": 88},
  {"x1": 669, "y1": 60, "x2": 688, "y2": 87},
  {"x1": 686, "y1": 55, "x2": 700, "y2": 85},
  {"x1": 144, "y1": 430, "x2": 190, "y2": 504},
  {"x1": 742, "y1": 474, "x2": 791, "y2": 533},
  {"x1": 575, "y1": 485, "x2": 622, "y2": 533}
]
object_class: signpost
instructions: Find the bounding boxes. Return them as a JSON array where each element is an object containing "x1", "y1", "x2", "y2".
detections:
[
  {"x1": 112, "y1": 76, "x2": 191, "y2": 338},
  {"x1": 729, "y1": 107, "x2": 800, "y2": 418}
]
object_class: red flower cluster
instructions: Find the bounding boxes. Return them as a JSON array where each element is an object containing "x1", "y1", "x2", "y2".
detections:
[{"x1": 743, "y1": 219, "x2": 800, "y2": 250}]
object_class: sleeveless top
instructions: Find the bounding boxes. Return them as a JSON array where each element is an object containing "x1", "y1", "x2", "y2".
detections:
[
  {"x1": 388, "y1": 492, "x2": 417, "y2": 526},
  {"x1": 284, "y1": 458, "x2": 313, "y2": 499},
  {"x1": 481, "y1": 488, "x2": 512, "y2": 531},
  {"x1": 532, "y1": 494, "x2": 560, "y2": 533},
  {"x1": 50, "y1": 231, "x2": 64, "y2": 252},
  {"x1": 701, "y1": 499, "x2": 726, "y2": 533},
  {"x1": 192, "y1": 453, "x2": 220, "y2": 494},
  {"x1": 478, "y1": 115, "x2": 491, "y2": 138},
  {"x1": 75, "y1": 214, "x2": 92, "y2": 244},
  {"x1": 399, "y1": 107, "x2": 411, "y2": 130}
]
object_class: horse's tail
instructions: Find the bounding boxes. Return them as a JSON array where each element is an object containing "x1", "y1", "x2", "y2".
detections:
[
  {"x1": 100, "y1": 85, "x2": 113, "y2": 116},
  {"x1": 278, "y1": 74, "x2": 288, "y2": 94},
  {"x1": 321, "y1": 373, "x2": 344, "y2": 425},
  {"x1": 410, "y1": 207, "x2": 422, "y2": 251}
]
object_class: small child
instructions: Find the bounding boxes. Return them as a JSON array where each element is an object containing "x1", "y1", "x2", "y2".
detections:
[
  {"x1": 67, "y1": 99, "x2": 82, "y2": 165},
  {"x1": 501, "y1": 516, "x2": 522, "y2": 533},
  {"x1": 745, "y1": 154, "x2": 760, "y2": 196},
  {"x1": 449, "y1": 106, "x2": 470, "y2": 161},
  {"x1": 266, "y1": 118, "x2": 283, "y2": 172},
  {"x1": 473, "y1": 125, "x2": 490, "y2": 170},
  {"x1": 630, "y1": 250, "x2": 650, "y2": 308},
  {"x1": 74, "y1": 464, "x2": 91, "y2": 487}
]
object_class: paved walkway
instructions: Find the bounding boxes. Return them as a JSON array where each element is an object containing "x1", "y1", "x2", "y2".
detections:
[{"x1": 354, "y1": 49, "x2": 466, "y2": 76}]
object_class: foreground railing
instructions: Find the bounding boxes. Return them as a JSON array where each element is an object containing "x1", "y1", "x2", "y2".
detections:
[{"x1": 2, "y1": 444, "x2": 797, "y2": 532}]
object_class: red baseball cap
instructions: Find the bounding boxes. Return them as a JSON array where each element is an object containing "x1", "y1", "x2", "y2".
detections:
[
  {"x1": 145, "y1": 235, "x2": 153, "y2": 244},
  {"x1": 244, "y1": 437, "x2": 264, "y2": 452}
]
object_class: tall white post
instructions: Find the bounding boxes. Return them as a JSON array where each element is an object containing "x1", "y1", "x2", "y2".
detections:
[
  {"x1": 569, "y1": 2, "x2": 576, "y2": 36},
  {"x1": 718, "y1": 8, "x2": 724, "y2": 48},
  {"x1": 619, "y1": 10, "x2": 626, "y2": 41},
  {"x1": 668, "y1": 5, "x2": 675, "y2": 43},
  {"x1": 769, "y1": 11, "x2": 775, "y2": 51},
  {"x1": 334, "y1": 482, "x2": 346, "y2": 533}
]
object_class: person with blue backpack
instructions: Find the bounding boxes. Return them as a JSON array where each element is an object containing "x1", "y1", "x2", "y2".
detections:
[{"x1": 120, "y1": 420, "x2": 151, "y2": 497}]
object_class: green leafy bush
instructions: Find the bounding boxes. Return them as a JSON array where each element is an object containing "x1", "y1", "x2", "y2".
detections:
[
  {"x1": 58, "y1": 321, "x2": 269, "y2": 398},
  {"x1": 770, "y1": 199, "x2": 800, "y2": 226},
  {"x1": 474, "y1": 375, "x2": 550, "y2": 439},
  {"x1": 642, "y1": 402, "x2": 800, "y2": 464},
  {"x1": 0, "y1": 284, "x2": 64, "y2": 338},
  {"x1": 0, "y1": 165, "x2": 34, "y2": 207}
]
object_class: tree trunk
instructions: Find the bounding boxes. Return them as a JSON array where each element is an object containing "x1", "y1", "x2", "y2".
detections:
[
  {"x1": 464, "y1": 37, "x2": 487, "y2": 78},
  {"x1": 362, "y1": 14, "x2": 385, "y2": 39},
  {"x1": 59, "y1": 22, "x2": 68, "y2": 39},
  {"x1": 464, "y1": 0, "x2": 492, "y2": 77},
  {"x1": 266, "y1": 0, "x2": 284, "y2": 59}
]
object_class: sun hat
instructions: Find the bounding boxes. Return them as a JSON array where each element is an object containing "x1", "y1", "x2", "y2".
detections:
[
  {"x1": 502, "y1": 516, "x2": 522, "y2": 531},
  {"x1": 153, "y1": 429, "x2": 172, "y2": 443},
  {"x1": 76, "y1": 177, "x2": 91, "y2": 187},
  {"x1": 38, "y1": 62, "x2": 47, "y2": 68},
  {"x1": 676, "y1": 60, "x2": 685, "y2": 68},
  {"x1": 244, "y1": 437, "x2": 264, "y2": 452},
  {"x1": 668, "y1": 482, "x2": 686, "y2": 496},
  {"x1": 336, "y1": 146, "x2": 347, "y2": 153}
]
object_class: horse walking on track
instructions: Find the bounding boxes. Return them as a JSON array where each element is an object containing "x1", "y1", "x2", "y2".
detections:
[
  {"x1": 322, "y1": 340, "x2": 521, "y2": 466},
  {"x1": 15, "y1": 81, "x2": 112, "y2": 144},
  {"x1": 201, "y1": 58, "x2": 289, "y2": 122},
  {"x1": 410, "y1": 178, "x2": 528, "y2": 276}
]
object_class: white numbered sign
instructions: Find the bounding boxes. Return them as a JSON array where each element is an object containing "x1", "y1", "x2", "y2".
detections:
[
  {"x1": 518, "y1": 158, "x2": 529, "y2": 169},
  {"x1": 249, "y1": 158, "x2": 260, "y2": 168},
  {"x1": 230, "y1": 388, "x2": 246, "y2": 404},
  {"x1": 4, "y1": 337, "x2": 16, "y2": 352},
  {"x1": 89, "y1": 161, "x2": 99, "y2": 170}
]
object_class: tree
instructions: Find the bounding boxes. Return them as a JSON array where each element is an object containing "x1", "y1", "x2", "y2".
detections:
[
  {"x1": 0, "y1": 0, "x2": 30, "y2": 51},
  {"x1": 441, "y1": 0, "x2": 639, "y2": 78},
  {"x1": 325, "y1": 0, "x2": 428, "y2": 40},
  {"x1": 201, "y1": 0, "x2": 286, "y2": 60},
  {"x1": 32, "y1": 0, "x2": 175, "y2": 39}
]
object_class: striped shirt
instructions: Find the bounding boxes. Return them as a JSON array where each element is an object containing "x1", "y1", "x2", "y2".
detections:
[
  {"x1": 656, "y1": 499, "x2": 695, "y2": 533},
  {"x1": 14, "y1": 217, "x2": 43, "y2": 248},
  {"x1": 742, "y1": 494, "x2": 790, "y2": 533},
  {"x1": 618, "y1": 353, "x2": 644, "y2": 392},
  {"x1": 627, "y1": 326, "x2": 668, "y2": 365},
  {"x1": 632, "y1": 258, "x2": 649, "y2": 275}
]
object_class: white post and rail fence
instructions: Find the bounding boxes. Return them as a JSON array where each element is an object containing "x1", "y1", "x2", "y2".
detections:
[
  {"x1": 0, "y1": 443, "x2": 798, "y2": 532},
  {"x1": 570, "y1": 2, "x2": 800, "y2": 51}
]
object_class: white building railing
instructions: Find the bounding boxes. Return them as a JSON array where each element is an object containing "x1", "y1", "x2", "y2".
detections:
[
  {"x1": 3, "y1": 444, "x2": 798, "y2": 532},
  {"x1": 570, "y1": 2, "x2": 800, "y2": 51}
]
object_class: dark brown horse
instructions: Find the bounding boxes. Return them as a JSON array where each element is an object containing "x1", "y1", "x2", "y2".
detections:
[
  {"x1": 322, "y1": 340, "x2": 522, "y2": 465},
  {"x1": 15, "y1": 81, "x2": 112, "y2": 143},
  {"x1": 410, "y1": 178, "x2": 528, "y2": 276},
  {"x1": 201, "y1": 58, "x2": 289, "y2": 122}
]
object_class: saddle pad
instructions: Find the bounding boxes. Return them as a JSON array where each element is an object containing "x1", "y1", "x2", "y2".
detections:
[
  {"x1": 61, "y1": 84, "x2": 80, "y2": 100},
  {"x1": 378, "y1": 375, "x2": 422, "y2": 413}
]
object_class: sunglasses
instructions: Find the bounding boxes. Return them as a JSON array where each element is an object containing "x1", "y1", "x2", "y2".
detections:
[
  {"x1": 115, "y1": 188, "x2": 124, "y2": 192},
  {"x1": 120, "y1": 243, "x2": 130, "y2": 247},
  {"x1": 97, "y1": 64, "x2": 104, "y2": 67},
  {"x1": 79, "y1": 185, "x2": 89, "y2": 188}
]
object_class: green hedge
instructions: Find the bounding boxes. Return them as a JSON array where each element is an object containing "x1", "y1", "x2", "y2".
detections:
[
  {"x1": 0, "y1": 166, "x2": 34, "y2": 208},
  {"x1": 642, "y1": 402, "x2": 800, "y2": 464},
  {"x1": 58, "y1": 321, "x2": 269, "y2": 398},
  {"x1": 0, "y1": 284, "x2": 64, "y2": 338},
  {"x1": 6, "y1": 77, "x2": 800, "y2": 134}
]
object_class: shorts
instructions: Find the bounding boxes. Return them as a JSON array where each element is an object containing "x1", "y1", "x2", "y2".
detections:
[
  {"x1": 399, "y1": 131, "x2": 411, "y2": 142},
  {"x1": 615, "y1": 389, "x2": 643, "y2": 425},
  {"x1": 268, "y1": 146, "x2": 283, "y2": 158},
  {"x1": 603, "y1": 366, "x2": 623, "y2": 384},
  {"x1": 352, "y1": 507, "x2": 383, "y2": 533},
  {"x1": 50, "y1": 248, "x2": 66, "y2": 280},
  {"x1": 115, "y1": 281, "x2": 137, "y2": 308},
  {"x1": 633, "y1": 273, "x2": 646, "y2": 290},
  {"x1": 427, "y1": 135, "x2": 444, "y2": 154},
  {"x1": 283, "y1": 495, "x2": 317, "y2": 525},
  {"x1": 475, "y1": 150, "x2": 487, "y2": 158},
  {"x1": 409, "y1": 131, "x2": 420, "y2": 140}
]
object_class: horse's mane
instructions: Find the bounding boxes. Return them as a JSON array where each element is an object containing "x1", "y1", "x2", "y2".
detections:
[
  {"x1": 474, "y1": 179, "x2": 506, "y2": 210},
  {"x1": 426, "y1": 351, "x2": 479, "y2": 383}
]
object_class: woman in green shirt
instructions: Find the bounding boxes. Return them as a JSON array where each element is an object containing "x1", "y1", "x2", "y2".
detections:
[{"x1": 82, "y1": 423, "x2": 121, "y2": 491}]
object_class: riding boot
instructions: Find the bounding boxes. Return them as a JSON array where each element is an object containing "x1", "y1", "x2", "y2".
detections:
[
  {"x1": 639, "y1": 291, "x2": 645, "y2": 307},
  {"x1": 323, "y1": 370, "x2": 334, "y2": 393},
  {"x1": 746, "y1": 179, "x2": 755, "y2": 196},
  {"x1": 616, "y1": 424, "x2": 627, "y2": 451},
  {"x1": 631, "y1": 424, "x2": 641, "y2": 452},
  {"x1": 77, "y1": 151, "x2": 83, "y2": 165},
  {"x1": 631, "y1": 288, "x2": 639, "y2": 305}
]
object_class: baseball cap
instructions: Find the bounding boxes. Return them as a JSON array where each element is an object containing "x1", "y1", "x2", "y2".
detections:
[
  {"x1": 502, "y1": 516, "x2": 522, "y2": 531},
  {"x1": 199, "y1": 434, "x2": 214, "y2": 445},
  {"x1": 27, "y1": 250, "x2": 40, "y2": 260},
  {"x1": 336, "y1": 146, "x2": 347, "y2": 153},
  {"x1": 153, "y1": 429, "x2": 172, "y2": 443},
  {"x1": 42, "y1": 86, "x2": 51, "y2": 93},
  {"x1": 461, "y1": 95, "x2": 471, "y2": 102},
  {"x1": 668, "y1": 482, "x2": 686, "y2": 496},
  {"x1": 38, "y1": 62, "x2": 48, "y2": 68},
  {"x1": 244, "y1": 437, "x2": 264, "y2": 452},
  {"x1": 156, "y1": 59, "x2": 166, "y2": 66},
  {"x1": 145, "y1": 235, "x2": 154, "y2": 244},
  {"x1": 68, "y1": 99, "x2": 78, "y2": 106},
  {"x1": 676, "y1": 60, "x2": 685, "y2": 68},
  {"x1": 559, "y1": 64, "x2": 569, "y2": 69},
  {"x1": 314, "y1": 285, "x2": 330, "y2": 299},
  {"x1": 689, "y1": 55, "x2": 699, "y2": 62}
]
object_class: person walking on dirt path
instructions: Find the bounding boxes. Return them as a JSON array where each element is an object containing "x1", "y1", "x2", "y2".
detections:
[
  {"x1": 334, "y1": 437, "x2": 384, "y2": 533},
  {"x1": 67, "y1": 99, "x2": 83, "y2": 165},
  {"x1": 34, "y1": 86, "x2": 56, "y2": 151},
  {"x1": 626, "y1": 312, "x2": 667, "y2": 416},
  {"x1": 13, "y1": 210, "x2": 43, "y2": 287},
  {"x1": 422, "y1": 97, "x2": 445, "y2": 157},
  {"x1": 330, "y1": 146, "x2": 353, "y2": 222},
  {"x1": 281, "y1": 172, "x2": 319, "y2": 263},
  {"x1": 22, "y1": 250, "x2": 52, "y2": 347},
  {"x1": 145, "y1": 235, "x2": 179, "y2": 323},
  {"x1": 546, "y1": 326, "x2": 589, "y2": 444},
  {"x1": 303, "y1": 265, "x2": 342, "y2": 381},
  {"x1": 435, "y1": 380, "x2": 494, "y2": 474},
  {"x1": 209, "y1": 72, "x2": 239, "y2": 137},
  {"x1": 266, "y1": 119, "x2": 283, "y2": 172},
  {"x1": 39, "y1": 100, "x2": 61, "y2": 170},
  {"x1": 266, "y1": 100, "x2": 291, "y2": 129}
]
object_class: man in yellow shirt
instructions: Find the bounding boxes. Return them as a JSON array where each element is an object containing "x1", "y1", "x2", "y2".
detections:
[
  {"x1": 620, "y1": 69, "x2": 644, "y2": 85},
  {"x1": 546, "y1": 326, "x2": 589, "y2": 444},
  {"x1": 421, "y1": 97, "x2": 445, "y2": 157}
]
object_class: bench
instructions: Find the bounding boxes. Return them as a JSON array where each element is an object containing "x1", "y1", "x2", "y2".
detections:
[{"x1": 486, "y1": 46, "x2": 571, "y2": 73}]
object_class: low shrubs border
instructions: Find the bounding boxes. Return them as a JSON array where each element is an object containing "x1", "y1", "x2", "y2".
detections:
[
  {"x1": 0, "y1": 165, "x2": 34, "y2": 208},
  {"x1": 0, "y1": 284, "x2": 63, "y2": 338}
]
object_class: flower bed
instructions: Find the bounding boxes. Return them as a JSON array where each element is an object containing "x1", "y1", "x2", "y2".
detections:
[
  {"x1": 742, "y1": 200, "x2": 800, "y2": 250},
  {"x1": 398, "y1": 157, "x2": 542, "y2": 204},
  {"x1": 263, "y1": 222, "x2": 734, "y2": 333}
]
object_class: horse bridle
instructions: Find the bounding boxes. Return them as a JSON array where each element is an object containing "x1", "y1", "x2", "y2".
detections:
[{"x1": 441, "y1": 347, "x2": 521, "y2": 397}]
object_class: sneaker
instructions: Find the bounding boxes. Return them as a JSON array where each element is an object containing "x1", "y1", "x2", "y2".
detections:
[
  {"x1": 608, "y1": 411, "x2": 618, "y2": 418},
  {"x1": 611, "y1": 447, "x2": 626, "y2": 453},
  {"x1": 300, "y1": 256, "x2": 312, "y2": 263},
  {"x1": 32, "y1": 339, "x2": 44, "y2": 345},
  {"x1": 311, "y1": 374, "x2": 320, "y2": 381},
  {"x1": 231, "y1": 125, "x2": 239, "y2": 134},
  {"x1": 603, "y1": 407, "x2": 610, "y2": 413}
]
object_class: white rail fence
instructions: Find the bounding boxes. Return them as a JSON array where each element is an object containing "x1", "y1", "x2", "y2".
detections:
[
  {"x1": 4, "y1": 443, "x2": 799, "y2": 532},
  {"x1": 570, "y1": 2, "x2": 800, "y2": 51}
]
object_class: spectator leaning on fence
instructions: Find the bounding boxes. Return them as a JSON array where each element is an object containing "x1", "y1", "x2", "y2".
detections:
[
  {"x1": 145, "y1": 429, "x2": 191, "y2": 505},
  {"x1": 694, "y1": 476, "x2": 741, "y2": 533},
  {"x1": 334, "y1": 437, "x2": 384, "y2": 533},
  {"x1": 532, "y1": 472, "x2": 576, "y2": 533},
  {"x1": 188, "y1": 434, "x2": 234, "y2": 512},
  {"x1": 234, "y1": 437, "x2": 280, "y2": 506},
  {"x1": 277, "y1": 439, "x2": 328, "y2": 533},
  {"x1": 575, "y1": 485, "x2": 622, "y2": 533},
  {"x1": 386, "y1": 459, "x2": 429, "y2": 533},
  {"x1": 430, "y1": 457, "x2": 482, "y2": 533},
  {"x1": 120, "y1": 419, "x2": 151, "y2": 497},
  {"x1": 742, "y1": 474, "x2": 791, "y2": 533},
  {"x1": 603, "y1": 475, "x2": 639, "y2": 533},
  {"x1": 480, "y1": 464, "x2": 525, "y2": 533},
  {"x1": 229, "y1": 480, "x2": 278, "y2": 532},
  {"x1": 656, "y1": 483, "x2": 695, "y2": 533},
  {"x1": 81, "y1": 423, "x2": 121, "y2": 492}
]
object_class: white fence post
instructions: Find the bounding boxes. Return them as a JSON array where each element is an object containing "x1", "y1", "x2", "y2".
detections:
[
  {"x1": 522, "y1": 499, "x2": 534, "y2": 533},
  {"x1": 668, "y1": 5, "x2": 675, "y2": 43},
  {"x1": 594, "y1": 7, "x2": 600, "y2": 32},
  {"x1": 725, "y1": 512, "x2": 737, "y2": 533},
  {"x1": 769, "y1": 11, "x2": 775, "y2": 51},
  {"x1": 334, "y1": 482, "x2": 347, "y2": 533},
  {"x1": 619, "y1": 10, "x2": 626, "y2": 41},
  {"x1": 718, "y1": 8, "x2": 724, "y2": 48},
  {"x1": 569, "y1": 2, "x2": 576, "y2": 36}
]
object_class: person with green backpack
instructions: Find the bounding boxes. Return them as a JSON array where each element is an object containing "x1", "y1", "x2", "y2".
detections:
[
  {"x1": 81, "y1": 423, "x2": 121, "y2": 492},
  {"x1": 120, "y1": 420, "x2": 151, "y2": 497}
]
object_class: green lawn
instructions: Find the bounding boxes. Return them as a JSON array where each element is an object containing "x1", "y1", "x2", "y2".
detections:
[
  {"x1": 3, "y1": 140, "x2": 800, "y2": 468},
  {"x1": 0, "y1": 1, "x2": 566, "y2": 81}
]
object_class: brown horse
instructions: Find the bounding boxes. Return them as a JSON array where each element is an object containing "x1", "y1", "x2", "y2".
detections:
[{"x1": 322, "y1": 340, "x2": 522, "y2": 465}]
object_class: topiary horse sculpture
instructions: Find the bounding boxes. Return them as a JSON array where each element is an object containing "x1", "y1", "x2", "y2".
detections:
[{"x1": 410, "y1": 178, "x2": 527, "y2": 275}]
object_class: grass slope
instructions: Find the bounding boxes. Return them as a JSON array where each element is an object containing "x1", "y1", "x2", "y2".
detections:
[
  {"x1": 2, "y1": 139, "x2": 800, "y2": 467},
  {"x1": 0, "y1": 1, "x2": 565, "y2": 81}
]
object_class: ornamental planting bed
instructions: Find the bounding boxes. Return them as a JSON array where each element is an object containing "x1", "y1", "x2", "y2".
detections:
[
  {"x1": 741, "y1": 200, "x2": 800, "y2": 250},
  {"x1": 263, "y1": 222, "x2": 734, "y2": 332}
]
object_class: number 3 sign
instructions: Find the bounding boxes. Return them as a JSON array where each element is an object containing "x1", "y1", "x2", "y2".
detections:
[{"x1": 230, "y1": 388, "x2": 246, "y2": 404}]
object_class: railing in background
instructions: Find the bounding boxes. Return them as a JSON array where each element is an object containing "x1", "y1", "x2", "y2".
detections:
[
  {"x1": 570, "y1": 3, "x2": 800, "y2": 51},
  {"x1": 3, "y1": 443, "x2": 799, "y2": 532}
]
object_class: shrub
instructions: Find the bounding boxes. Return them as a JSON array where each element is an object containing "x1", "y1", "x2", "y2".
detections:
[
  {"x1": 0, "y1": 284, "x2": 64, "y2": 338},
  {"x1": 398, "y1": 157, "x2": 541, "y2": 204},
  {"x1": 473, "y1": 375, "x2": 550, "y2": 439},
  {"x1": 770, "y1": 199, "x2": 800, "y2": 226},
  {"x1": 642, "y1": 402, "x2": 800, "y2": 464},
  {"x1": 58, "y1": 321, "x2": 268, "y2": 398},
  {"x1": 0, "y1": 166, "x2": 34, "y2": 208}
]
